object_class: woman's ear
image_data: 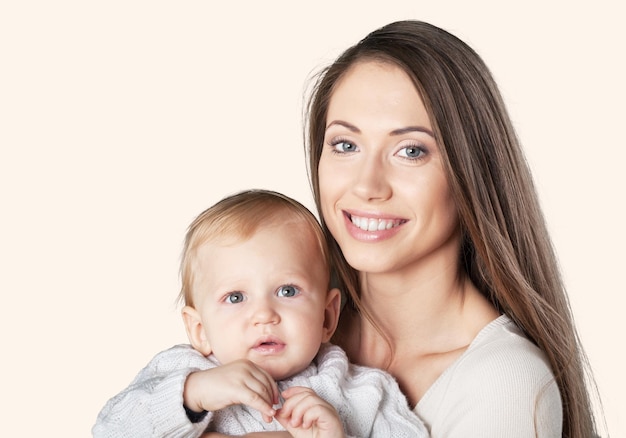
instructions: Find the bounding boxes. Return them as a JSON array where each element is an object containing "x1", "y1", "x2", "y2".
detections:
[
  {"x1": 181, "y1": 306, "x2": 212, "y2": 356},
  {"x1": 322, "y1": 288, "x2": 342, "y2": 342}
]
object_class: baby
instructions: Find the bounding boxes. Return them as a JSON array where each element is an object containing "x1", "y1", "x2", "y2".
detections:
[{"x1": 93, "y1": 189, "x2": 426, "y2": 438}]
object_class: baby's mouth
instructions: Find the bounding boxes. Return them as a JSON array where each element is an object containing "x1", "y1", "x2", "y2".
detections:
[
  {"x1": 253, "y1": 336, "x2": 285, "y2": 349},
  {"x1": 252, "y1": 339, "x2": 286, "y2": 355}
]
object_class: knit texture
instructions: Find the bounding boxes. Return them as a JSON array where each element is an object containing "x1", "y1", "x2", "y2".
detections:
[{"x1": 93, "y1": 343, "x2": 426, "y2": 438}]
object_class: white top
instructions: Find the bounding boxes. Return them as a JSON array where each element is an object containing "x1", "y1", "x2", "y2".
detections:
[
  {"x1": 414, "y1": 315, "x2": 563, "y2": 437},
  {"x1": 93, "y1": 343, "x2": 426, "y2": 438}
]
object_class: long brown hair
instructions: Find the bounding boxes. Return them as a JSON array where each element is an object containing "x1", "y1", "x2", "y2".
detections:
[{"x1": 305, "y1": 20, "x2": 599, "y2": 438}]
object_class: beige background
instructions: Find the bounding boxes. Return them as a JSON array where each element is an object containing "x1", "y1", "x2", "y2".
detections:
[{"x1": 1, "y1": 1, "x2": 623, "y2": 436}]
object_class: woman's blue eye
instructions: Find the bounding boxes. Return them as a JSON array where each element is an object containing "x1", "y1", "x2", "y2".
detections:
[
  {"x1": 398, "y1": 145, "x2": 425, "y2": 159},
  {"x1": 331, "y1": 140, "x2": 358, "y2": 153},
  {"x1": 277, "y1": 285, "x2": 300, "y2": 298},
  {"x1": 226, "y1": 292, "x2": 245, "y2": 304}
]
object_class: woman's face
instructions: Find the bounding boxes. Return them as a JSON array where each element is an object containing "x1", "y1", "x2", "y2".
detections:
[{"x1": 318, "y1": 61, "x2": 460, "y2": 276}]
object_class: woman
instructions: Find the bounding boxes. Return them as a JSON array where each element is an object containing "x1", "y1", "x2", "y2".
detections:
[{"x1": 306, "y1": 20, "x2": 599, "y2": 437}]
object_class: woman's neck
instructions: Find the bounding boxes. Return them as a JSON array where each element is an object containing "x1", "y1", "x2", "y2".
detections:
[
  {"x1": 350, "y1": 261, "x2": 498, "y2": 368},
  {"x1": 346, "y1": 268, "x2": 498, "y2": 407}
]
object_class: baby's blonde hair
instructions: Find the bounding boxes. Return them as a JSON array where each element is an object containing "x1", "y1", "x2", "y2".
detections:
[{"x1": 179, "y1": 189, "x2": 330, "y2": 307}]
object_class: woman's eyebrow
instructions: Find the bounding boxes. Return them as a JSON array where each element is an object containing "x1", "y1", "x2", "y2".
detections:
[
  {"x1": 390, "y1": 126, "x2": 435, "y2": 138},
  {"x1": 326, "y1": 120, "x2": 434, "y2": 138}
]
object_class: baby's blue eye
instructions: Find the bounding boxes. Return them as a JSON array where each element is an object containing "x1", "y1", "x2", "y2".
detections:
[
  {"x1": 226, "y1": 292, "x2": 245, "y2": 304},
  {"x1": 277, "y1": 285, "x2": 300, "y2": 298}
]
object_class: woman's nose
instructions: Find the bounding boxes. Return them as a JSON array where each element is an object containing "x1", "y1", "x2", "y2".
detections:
[{"x1": 352, "y1": 154, "x2": 392, "y2": 202}]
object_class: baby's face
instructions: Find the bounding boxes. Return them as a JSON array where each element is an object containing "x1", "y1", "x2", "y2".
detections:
[{"x1": 190, "y1": 222, "x2": 336, "y2": 380}]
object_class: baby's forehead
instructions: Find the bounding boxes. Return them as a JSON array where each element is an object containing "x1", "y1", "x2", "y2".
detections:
[
  {"x1": 209, "y1": 217, "x2": 314, "y2": 243},
  {"x1": 192, "y1": 224, "x2": 329, "y2": 284},
  {"x1": 201, "y1": 219, "x2": 324, "y2": 257}
]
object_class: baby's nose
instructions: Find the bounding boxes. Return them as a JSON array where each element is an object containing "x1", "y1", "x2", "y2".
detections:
[{"x1": 252, "y1": 300, "x2": 280, "y2": 325}]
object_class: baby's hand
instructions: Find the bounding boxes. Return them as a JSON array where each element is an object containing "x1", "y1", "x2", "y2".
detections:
[
  {"x1": 184, "y1": 360, "x2": 279, "y2": 422},
  {"x1": 275, "y1": 386, "x2": 346, "y2": 438}
]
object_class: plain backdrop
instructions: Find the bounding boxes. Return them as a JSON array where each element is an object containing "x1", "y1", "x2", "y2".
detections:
[{"x1": 1, "y1": 1, "x2": 624, "y2": 436}]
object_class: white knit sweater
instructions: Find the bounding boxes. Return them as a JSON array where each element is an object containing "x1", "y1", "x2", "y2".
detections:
[{"x1": 93, "y1": 343, "x2": 426, "y2": 438}]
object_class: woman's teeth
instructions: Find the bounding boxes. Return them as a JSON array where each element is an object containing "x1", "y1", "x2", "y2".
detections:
[{"x1": 350, "y1": 215, "x2": 402, "y2": 231}]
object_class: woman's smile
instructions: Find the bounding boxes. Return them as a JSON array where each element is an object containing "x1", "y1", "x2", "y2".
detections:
[
  {"x1": 343, "y1": 210, "x2": 408, "y2": 242},
  {"x1": 348, "y1": 212, "x2": 406, "y2": 231}
]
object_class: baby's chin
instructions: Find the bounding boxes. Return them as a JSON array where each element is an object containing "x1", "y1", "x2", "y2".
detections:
[
  {"x1": 253, "y1": 357, "x2": 310, "y2": 381},
  {"x1": 261, "y1": 364, "x2": 299, "y2": 381}
]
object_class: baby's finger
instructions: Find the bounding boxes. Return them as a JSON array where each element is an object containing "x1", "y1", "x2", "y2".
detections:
[
  {"x1": 245, "y1": 364, "x2": 280, "y2": 406},
  {"x1": 279, "y1": 387, "x2": 320, "y2": 427},
  {"x1": 223, "y1": 360, "x2": 280, "y2": 419},
  {"x1": 281, "y1": 386, "x2": 311, "y2": 399},
  {"x1": 299, "y1": 403, "x2": 334, "y2": 429},
  {"x1": 240, "y1": 383, "x2": 277, "y2": 419}
]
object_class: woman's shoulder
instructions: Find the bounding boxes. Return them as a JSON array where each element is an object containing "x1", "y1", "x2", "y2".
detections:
[
  {"x1": 418, "y1": 315, "x2": 553, "y2": 407},
  {"x1": 416, "y1": 315, "x2": 563, "y2": 436},
  {"x1": 441, "y1": 314, "x2": 556, "y2": 389},
  {"x1": 463, "y1": 315, "x2": 552, "y2": 372}
]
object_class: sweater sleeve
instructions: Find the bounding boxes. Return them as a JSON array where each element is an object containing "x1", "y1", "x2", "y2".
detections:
[{"x1": 92, "y1": 344, "x2": 214, "y2": 438}]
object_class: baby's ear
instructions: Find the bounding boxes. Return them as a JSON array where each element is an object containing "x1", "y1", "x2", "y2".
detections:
[
  {"x1": 181, "y1": 306, "x2": 212, "y2": 356},
  {"x1": 321, "y1": 288, "x2": 342, "y2": 343}
]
